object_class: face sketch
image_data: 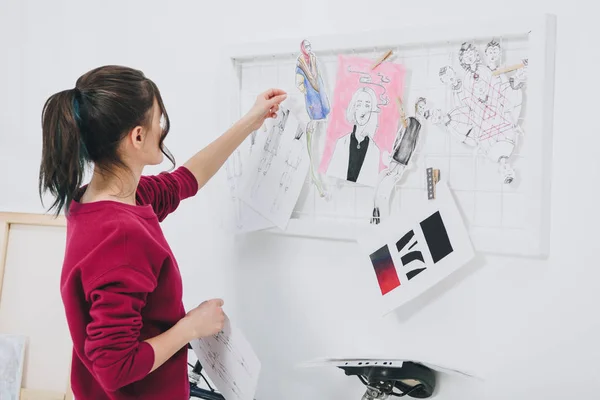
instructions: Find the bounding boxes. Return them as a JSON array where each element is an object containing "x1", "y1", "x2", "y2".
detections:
[
  {"x1": 354, "y1": 91, "x2": 373, "y2": 126},
  {"x1": 463, "y1": 47, "x2": 477, "y2": 66},
  {"x1": 439, "y1": 66, "x2": 456, "y2": 85},
  {"x1": 485, "y1": 45, "x2": 501, "y2": 67},
  {"x1": 416, "y1": 100, "x2": 426, "y2": 116},
  {"x1": 304, "y1": 41, "x2": 312, "y2": 53}
]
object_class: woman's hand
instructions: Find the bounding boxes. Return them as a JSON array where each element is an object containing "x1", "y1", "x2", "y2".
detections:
[
  {"x1": 245, "y1": 88, "x2": 287, "y2": 131},
  {"x1": 181, "y1": 298, "x2": 226, "y2": 340}
]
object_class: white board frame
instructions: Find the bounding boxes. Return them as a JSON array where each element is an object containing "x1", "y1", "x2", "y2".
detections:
[
  {"x1": 220, "y1": 13, "x2": 557, "y2": 258},
  {"x1": 0, "y1": 212, "x2": 73, "y2": 400}
]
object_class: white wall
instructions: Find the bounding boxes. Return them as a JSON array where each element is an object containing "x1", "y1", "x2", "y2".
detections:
[{"x1": 1, "y1": 0, "x2": 599, "y2": 399}]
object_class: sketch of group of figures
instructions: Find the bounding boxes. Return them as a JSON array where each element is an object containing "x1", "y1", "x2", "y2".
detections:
[
  {"x1": 433, "y1": 39, "x2": 527, "y2": 185},
  {"x1": 225, "y1": 37, "x2": 528, "y2": 231}
]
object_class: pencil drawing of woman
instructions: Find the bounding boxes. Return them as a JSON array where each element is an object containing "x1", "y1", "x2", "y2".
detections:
[
  {"x1": 371, "y1": 98, "x2": 429, "y2": 224},
  {"x1": 326, "y1": 86, "x2": 381, "y2": 186}
]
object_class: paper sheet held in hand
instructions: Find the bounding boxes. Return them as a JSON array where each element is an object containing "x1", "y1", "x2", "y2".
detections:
[{"x1": 190, "y1": 317, "x2": 261, "y2": 400}]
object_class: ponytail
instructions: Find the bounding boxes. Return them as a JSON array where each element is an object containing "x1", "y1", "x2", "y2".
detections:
[
  {"x1": 38, "y1": 65, "x2": 174, "y2": 216},
  {"x1": 39, "y1": 88, "x2": 87, "y2": 216}
]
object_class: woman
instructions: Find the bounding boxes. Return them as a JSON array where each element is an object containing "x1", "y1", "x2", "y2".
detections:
[
  {"x1": 371, "y1": 98, "x2": 428, "y2": 224},
  {"x1": 326, "y1": 86, "x2": 381, "y2": 186},
  {"x1": 295, "y1": 39, "x2": 330, "y2": 121},
  {"x1": 38, "y1": 65, "x2": 286, "y2": 399}
]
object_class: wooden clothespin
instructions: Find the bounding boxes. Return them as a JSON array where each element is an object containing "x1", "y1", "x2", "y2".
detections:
[
  {"x1": 492, "y1": 59, "x2": 528, "y2": 76},
  {"x1": 427, "y1": 168, "x2": 441, "y2": 200},
  {"x1": 371, "y1": 49, "x2": 393, "y2": 70},
  {"x1": 395, "y1": 97, "x2": 408, "y2": 128}
]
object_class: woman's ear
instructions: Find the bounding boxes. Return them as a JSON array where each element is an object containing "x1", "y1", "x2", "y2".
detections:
[{"x1": 129, "y1": 126, "x2": 145, "y2": 150}]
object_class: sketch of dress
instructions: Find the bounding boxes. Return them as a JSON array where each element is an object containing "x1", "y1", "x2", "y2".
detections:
[
  {"x1": 295, "y1": 39, "x2": 330, "y2": 120},
  {"x1": 250, "y1": 108, "x2": 290, "y2": 197},
  {"x1": 435, "y1": 41, "x2": 527, "y2": 184},
  {"x1": 271, "y1": 125, "x2": 305, "y2": 213},
  {"x1": 371, "y1": 98, "x2": 429, "y2": 224}
]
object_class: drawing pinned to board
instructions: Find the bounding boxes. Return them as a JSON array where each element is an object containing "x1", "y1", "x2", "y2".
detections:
[
  {"x1": 190, "y1": 316, "x2": 261, "y2": 400},
  {"x1": 295, "y1": 39, "x2": 330, "y2": 121},
  {"x1": 319, "y1": 55, "x2": 406, "y2": 187},
  {"x1": 295, "y1": 39, "x2": 330, "y2": 198},
  {"x1": 433, "y1": 40, "x2": 527, "y2": 184},
  {"x1": 356, "y1": 181, "x2": 474, "y2": 314},
  {"x1": 371, "y1": 97, "x2": 433, "y2": 224},
  {"x1": 0, "y1": 334, "x2": 26, "y2": 400},
  {"x1": 240, "y1": 107, "x2": 310, "y2": 230}
]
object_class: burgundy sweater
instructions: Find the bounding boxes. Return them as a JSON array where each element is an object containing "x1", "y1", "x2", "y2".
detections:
[{"x1": 60, "y1": 166, "x2": 198, "y2": 399}]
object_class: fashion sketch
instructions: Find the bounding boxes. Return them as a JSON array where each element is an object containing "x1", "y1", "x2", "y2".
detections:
[
  {"x1": 250, "y1": 107, "x2": 290, "y2": 197},
  {"x1": 239, "y1": 109, "x2": 310, "y2": 231},
  {"x1": 271, "y1": 124, "x2": 306, "y2": 213},
  {"x1": 371, "y1": 98, "x2": 431, "y2": 224},
  {"x1": 325, "y1": 86, "x2": 382, "y2": 186},
  {"x1": 295, "y1": 39, "x2": 330, "y2": 121},
  {"x1": 295, "y1": 39, "x2": 330, "y2": 197},
  {"x1": 433, "y1": 40, "x2": 527, "y2": 184},
  {"x1": 320, "y1": 54, "x2": 406, "y2": 188}
]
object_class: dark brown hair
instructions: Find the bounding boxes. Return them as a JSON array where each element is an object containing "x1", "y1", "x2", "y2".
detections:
[{"x1": 38, "y1": 65, "x2": 175, "y2": 215}]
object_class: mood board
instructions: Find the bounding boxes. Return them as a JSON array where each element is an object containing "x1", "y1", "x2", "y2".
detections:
[{"x1": 218, "y1": 14, "x2": 556, "y2": 258}]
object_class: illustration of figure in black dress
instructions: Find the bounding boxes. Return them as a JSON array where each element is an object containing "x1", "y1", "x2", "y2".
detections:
[
  {"x1": 371, "y1": 97, "x2": 430, "y2": 224},
  {"x1": 326, "y1": 86, "x2": 382, "y2": 186}
]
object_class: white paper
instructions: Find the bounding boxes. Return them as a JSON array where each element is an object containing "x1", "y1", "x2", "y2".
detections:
[
  {"x1": 190, "y1": 317, "x2": 261, "y2": 400},
  {"x1": 0, "y1": 334, "x2": 26, "y2": 400},
  {"x1": 356, "y1": 181, "x2": 475, "y2": 314},
  {"x1": 433, "y1": 40, "x2": 526, "y2": 185},
  {"x1": 239, "y1": 107, "x2": 310, "y2": 230},
  {"x1": 298, "y1": 355, "x2": 481, "y2": 380},
  {"x1": 225, "y1": 146, "x2": 275, "y2": 234}
]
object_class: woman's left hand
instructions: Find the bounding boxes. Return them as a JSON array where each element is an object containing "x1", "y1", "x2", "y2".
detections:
[{"x1": 246, "y1": 88, "x2": 287, "y2": 131}]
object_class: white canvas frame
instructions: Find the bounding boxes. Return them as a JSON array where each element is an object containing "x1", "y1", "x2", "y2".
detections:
[
  {"x1": 0, "y1": 212, "x2": 73, "y2": 400},
  {"x1": 219, "y1": 14, "x2": 557, "y2": 258}
]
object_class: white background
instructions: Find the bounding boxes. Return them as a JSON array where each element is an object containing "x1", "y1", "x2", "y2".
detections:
[{"x1": 1, "y1": 0, "x2": 598, "y2": 399}]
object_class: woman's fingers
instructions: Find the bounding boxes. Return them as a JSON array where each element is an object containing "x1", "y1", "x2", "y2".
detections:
[{"x1": 263, "y1": 88, "x2": 287, "y2": 100}]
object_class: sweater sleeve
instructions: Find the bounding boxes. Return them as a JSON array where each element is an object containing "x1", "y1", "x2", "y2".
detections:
[
  {"x1": 83, "y1": 265, "x2": 157, "y2": 392},
  {"x1": 136, "y1": 166, "x2": 199, "y2": 222}
]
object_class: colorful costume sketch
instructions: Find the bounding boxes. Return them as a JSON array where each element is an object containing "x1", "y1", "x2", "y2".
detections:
[
  {"x1": 326, "y1": 86, "x2": 383, "y2": 186},
  {"x1": 295, "y1": 40, "x2": 330, "y2": 121},
  {"x1": 372, "y1": 98, "x2": 431, "y2": 224},
  {"x1": 434, "y1": 41, "x2": 527, "y2": 184},
  {"x1": 319, "y1": 55, "x2": 406, "y2": 187},
  {"x1": 295, "y1": 40, "x2": 331, "y2": 197}
]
